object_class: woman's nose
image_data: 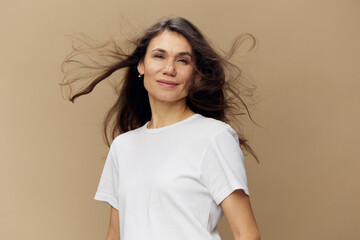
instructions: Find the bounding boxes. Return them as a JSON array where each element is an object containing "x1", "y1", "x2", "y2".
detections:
[{"x1": 162, "y1": 60, "x2": 176, "y2": 76}]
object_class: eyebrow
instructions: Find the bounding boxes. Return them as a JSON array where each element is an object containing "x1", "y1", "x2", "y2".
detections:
[{"x1": 151, "y1": 48, "x2": 193, "y2": 59}]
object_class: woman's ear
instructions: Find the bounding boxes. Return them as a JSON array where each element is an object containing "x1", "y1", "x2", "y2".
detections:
[{"x1": 137, "y1": 59, "x2": 144, "y2": 75}]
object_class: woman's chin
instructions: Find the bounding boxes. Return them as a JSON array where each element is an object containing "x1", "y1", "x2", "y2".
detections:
[{"x1": 148, "y1": 94, "x2": 187, "y2": 104}]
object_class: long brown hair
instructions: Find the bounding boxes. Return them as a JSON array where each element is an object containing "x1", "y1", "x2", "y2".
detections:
[{"x1": 60, "y1": 17, "x2": 260, "y2": 163}]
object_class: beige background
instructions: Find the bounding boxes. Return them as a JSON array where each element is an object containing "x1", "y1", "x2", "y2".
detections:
[{"x1": 1, "y1": 0, "x2": 359, "y2": 239}]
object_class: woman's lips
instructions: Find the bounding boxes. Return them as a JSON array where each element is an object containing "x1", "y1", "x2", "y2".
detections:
[{"x1": 157, "y1": 80, "x2": 179, "y2": 88}]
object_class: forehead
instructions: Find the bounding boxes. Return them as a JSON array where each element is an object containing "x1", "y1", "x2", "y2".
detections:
[{"x1": 147, "y1": 31, "x2": 193, "y2": 54}]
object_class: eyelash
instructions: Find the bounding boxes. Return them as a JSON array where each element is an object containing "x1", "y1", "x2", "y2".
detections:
[
  {"x1": 153, "y1": 54, "x2": 189, "y2": 64},
  {"x1": 154, "y1": 54, "x2": 164, "y2": 59},
  {"x1": 178, "y1": 58, "x2": 188, "y2": 64}
]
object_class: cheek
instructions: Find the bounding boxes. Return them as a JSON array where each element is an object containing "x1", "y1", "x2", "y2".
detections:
[
  {"x1": 143, "y1": 60, "x2": 162, "y2": 76},
  {"x1": 182, "y1": 70, "x2": 195, "y2": 84},
  {"x1": 143, "y1": 75, "x2": 152, "y2": 93}
]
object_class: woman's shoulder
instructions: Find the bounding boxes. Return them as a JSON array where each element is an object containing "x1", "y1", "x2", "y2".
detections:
[
  {"x1": 191, "y1": 114, "x2": 237, "y2": 137},
  {"x1": 110, "y1": 126, "x2": 144, "y2": 146},
  {"x1": 195, "y1": 113, "x2": 231, "y2": 127}
]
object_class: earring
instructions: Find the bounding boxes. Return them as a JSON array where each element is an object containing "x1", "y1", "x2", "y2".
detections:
[{"x1": 138, "y1": 74, "x2": 142, "y2": 78}]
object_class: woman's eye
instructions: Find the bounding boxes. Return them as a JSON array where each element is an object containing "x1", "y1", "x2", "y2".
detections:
[
  {"x1": 154, "y1": 54, "x2": 164, "y2": 59},
  {"x1": 178, "y1": 58, "x2": 189, "y2": 64}
]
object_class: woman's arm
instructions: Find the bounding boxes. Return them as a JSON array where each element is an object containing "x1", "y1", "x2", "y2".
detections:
[
  {"x1": 106, "y1": 206, "x2": 120, "y2": 240},
  {"x1": 221, "y1": 189, "x2": 260, "y2": 240}
]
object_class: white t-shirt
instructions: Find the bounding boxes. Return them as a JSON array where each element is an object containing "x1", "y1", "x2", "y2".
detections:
[{"x1": 94, "y1": 113, "x2": 249, "y2": 240}]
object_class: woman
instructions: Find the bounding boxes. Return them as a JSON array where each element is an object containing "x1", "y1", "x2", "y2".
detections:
[{"x1": 61, "y1": 17, "x2": 260, "y2": 240}]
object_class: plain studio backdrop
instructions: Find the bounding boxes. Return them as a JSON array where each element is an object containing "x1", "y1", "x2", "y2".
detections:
[{"x1": 1, "y1": 0, "x2": 359, "y2": 239}]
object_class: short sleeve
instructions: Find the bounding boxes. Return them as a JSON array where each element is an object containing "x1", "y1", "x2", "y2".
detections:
[
  {"x1": 94, "y1": 142, "x2": 119, "y2": 210},
  {"x1": 200, "y1": 126, "x2": 249, "y2": 205}
]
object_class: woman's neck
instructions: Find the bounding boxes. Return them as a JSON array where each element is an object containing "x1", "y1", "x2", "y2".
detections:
[{"x1": 147, "y1": 98, "x2": 195, "y2": 129}]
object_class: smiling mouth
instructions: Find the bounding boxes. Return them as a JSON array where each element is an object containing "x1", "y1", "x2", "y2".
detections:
[
  {"x1": 156, "y1": 80, "x2": 179, "y2": 88},
  {"x1": 157, "y1": 80, "x2": 178, "y2": 85}
]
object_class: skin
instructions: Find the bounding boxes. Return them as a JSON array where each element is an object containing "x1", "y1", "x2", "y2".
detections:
[
  {"x1": 137, "y1": 30, "x2": 196, "y2": 129},
  {"x1": 221, "y1": 189, "x2": 261, "y2": 240},
  {"x1": 106, "y1": 30, "x2": 260, "y2": 240},
  {"x1": 106, "y1": 207, "x2": 120, "y2": 240}
]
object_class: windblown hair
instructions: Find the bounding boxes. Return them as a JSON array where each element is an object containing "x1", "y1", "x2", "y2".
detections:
[{"x1": 60, "y1": 16, "x2": 260, "y2": 163}]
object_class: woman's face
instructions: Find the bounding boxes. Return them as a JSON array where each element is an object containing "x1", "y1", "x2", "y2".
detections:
[{"x1": 137, "y1": 31, "x2": 196, "y2": 105}]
